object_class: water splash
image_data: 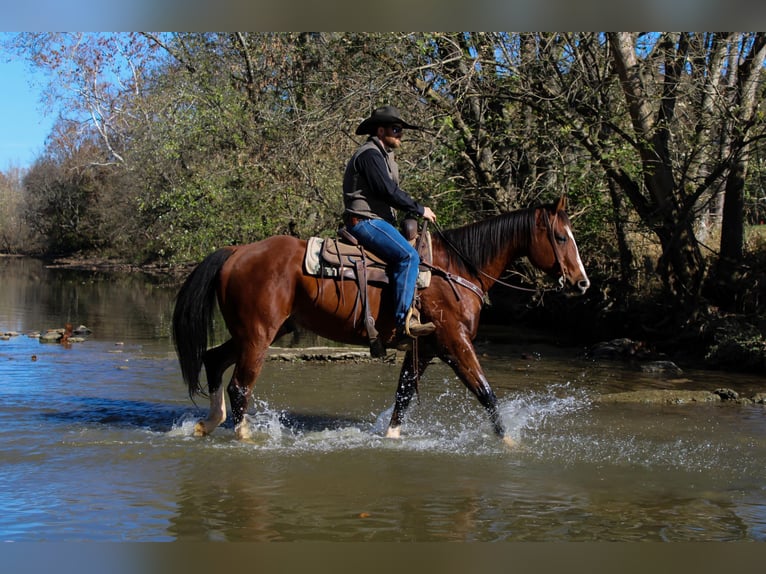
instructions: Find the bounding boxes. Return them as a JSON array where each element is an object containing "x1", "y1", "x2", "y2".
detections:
[
  {"x1": 166, "y1": 412, "x2": 205, "y2": 438},
  {"x1": 498, "y1": 383, "x2": 591, "y2": 443},
  {"x1": 166, "y1": 383, "x2": 595, "y2": 456}
]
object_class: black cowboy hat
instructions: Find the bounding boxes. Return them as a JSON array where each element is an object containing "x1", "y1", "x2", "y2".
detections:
[{"x1": 355, "y1": 105, "x2": 420, "y2": 135}]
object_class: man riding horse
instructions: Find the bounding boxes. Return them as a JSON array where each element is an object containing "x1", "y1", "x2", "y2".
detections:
[
  {"x1": 172, "y1": 104, "x2": 590, "y2": 444},
  {"x1": 342, "y1": 105, "x2": 437, "y2": 342}
]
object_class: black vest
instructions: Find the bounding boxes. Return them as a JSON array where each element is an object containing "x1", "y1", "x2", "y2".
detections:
[{"x1": 342, "y1": 137, "x2": 400, "y2": 223}]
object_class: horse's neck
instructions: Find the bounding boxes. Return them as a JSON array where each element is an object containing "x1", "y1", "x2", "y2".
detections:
[
  {"x1": 435, "y1": 235, "x2": 525, "y2": 288},
  {"x1": 476, "y1": 245, "x2": 525, "y2": 288}
]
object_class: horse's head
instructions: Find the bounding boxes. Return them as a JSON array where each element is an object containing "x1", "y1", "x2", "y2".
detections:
[{"x1": 529, "y1": 196, "x2": 590, "y2": 295}]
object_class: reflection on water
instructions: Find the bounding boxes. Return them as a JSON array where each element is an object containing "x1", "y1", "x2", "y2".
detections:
[
  {"x1": 1, "y1": 257, "x2": 766, "y2": 542},
  {"x1": 0, "y1": 256, "x2": 180, "y2": 343}
]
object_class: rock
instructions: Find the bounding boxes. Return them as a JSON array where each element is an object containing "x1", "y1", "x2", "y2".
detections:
[
  {"x1": 598, "y1": 389, "x2": 766, "y2": 406},
  {"x1": 37, "y1": 325, "x2": 88, "y2": 344},
  {"x1": 267, "y1": 346, "x2": 381, "y2": 362},
  {"x1": 597, "y1": 390, "x2": 721, "y2": 405},
  {"x1": 713, "y1": 388, "x2": 739, "y2": 401},
  {"x1": 39, "y1": 330, "x2": 63, "y2": 343},
  {"x1": 640, "y1": 361, "x2": 683, "y2": 375},
  {"x1": 588, "y1": 338, "x2": 652, "y2": 360}
]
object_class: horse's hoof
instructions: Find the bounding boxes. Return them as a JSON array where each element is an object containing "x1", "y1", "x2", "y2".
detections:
[
  {"x1": 235, "y1": 425, "x2": 252, "y2": 441},
  {"x1": 193, "y1": 421, "x2": 209, "y2": 437},
  {"x1": 385, "y1": 426, "x2": 401, "y2": 439},
  {"x1": 502, "y1": 435, "x2": 518, "y2": 449}
]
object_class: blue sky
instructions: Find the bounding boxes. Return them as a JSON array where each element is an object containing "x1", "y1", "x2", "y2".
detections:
[{"x1": 0, "y1": 57, "x2": 55, "y2": 172}]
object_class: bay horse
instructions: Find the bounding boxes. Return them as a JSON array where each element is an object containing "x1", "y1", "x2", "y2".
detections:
[{"x1": 171, "y1": 195, "x2": 589, "y2": 446}]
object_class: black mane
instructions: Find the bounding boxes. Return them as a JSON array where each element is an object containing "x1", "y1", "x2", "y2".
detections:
[{"x1": 437, "y1": 207, "x2": 538, "y2": 276}]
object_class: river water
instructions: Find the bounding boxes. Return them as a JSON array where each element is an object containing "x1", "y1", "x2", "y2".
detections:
[{"x1": 1, "y1": 256, "x2": 765, "y2": 542}]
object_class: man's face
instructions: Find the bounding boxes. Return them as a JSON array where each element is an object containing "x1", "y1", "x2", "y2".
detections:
[{"x1": 378, "y1": 124, "x2": 403, "y2": 149}]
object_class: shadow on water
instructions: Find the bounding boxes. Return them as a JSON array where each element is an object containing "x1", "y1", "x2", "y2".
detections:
[
  {"x1": 40, "y1": 397, "x2": 194, "y2": 432},
  {"x1": 41, "y1": 395, "x2": 371, "y2": 436}
]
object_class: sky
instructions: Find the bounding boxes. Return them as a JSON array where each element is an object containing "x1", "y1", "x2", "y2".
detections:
[{"x1": 0, "y1": 57, "x2": 55, "y2": 172}]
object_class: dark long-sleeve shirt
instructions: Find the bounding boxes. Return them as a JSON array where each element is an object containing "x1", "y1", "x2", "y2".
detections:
[{"x1": 343, "y1": 137, "x2": 424, "y2": 223}]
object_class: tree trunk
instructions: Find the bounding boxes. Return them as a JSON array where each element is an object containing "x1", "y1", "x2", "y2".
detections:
[
  {"x1": 718, "y1": 33, "x2": 766, "y2": 267},
  {"x1": 656, "y1": 219, "x2": 706, "y2": 311},
  {"x1": 606, "y1": 177, "x2": 635, "y2": 287},
  {"x1": 719, "y1": 153, "x2": 747, "y2": 265}
]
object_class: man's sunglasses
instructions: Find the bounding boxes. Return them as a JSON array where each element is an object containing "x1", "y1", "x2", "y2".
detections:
[{"x1": 390, "y1": 125, "x2": 403, "y2": 135}]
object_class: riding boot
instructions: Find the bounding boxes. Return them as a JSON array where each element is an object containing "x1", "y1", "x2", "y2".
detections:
[
  {"x1": 405, "y1": 316, "x2": 436, "y2": 337},
  {"x1": 393, "y1": 316, "x2": 435, "y2": 351},
  {"x1": 369, "y1": 337, "x2": 386, "y2": 358}
]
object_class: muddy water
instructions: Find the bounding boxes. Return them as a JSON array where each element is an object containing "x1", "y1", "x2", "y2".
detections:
[{"x1": 1, "y1": 257, "x2": 765, "y2": 542}]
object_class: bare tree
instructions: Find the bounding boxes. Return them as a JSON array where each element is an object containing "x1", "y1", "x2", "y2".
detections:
[
  {"x1": 717, "y1": 34, "x2": 766, "y2": 266},
  {"x1": 607, "y1": 32, "x2": 766, "y2": 307},
  {"x1": 0, "y1": 167, "x2": 34, "y2": 253}
]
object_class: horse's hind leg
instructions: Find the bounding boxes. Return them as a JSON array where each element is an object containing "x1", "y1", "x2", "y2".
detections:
[
  {"x1": 194, "y1": 386, "x2": 226, "y2": 437},
  {"x1": 228, "y1": 343, "x2": 269, "y2": 441},
  {"x1": 194, "y1": 339, "x2": 236, "y2": 437},
  {"x1": 386, "y1": 348, "x2": 435, "y2": 438}
]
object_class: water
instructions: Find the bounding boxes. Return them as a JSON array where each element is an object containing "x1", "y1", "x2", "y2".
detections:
[{"x1": 1, "y1": 256, "x2": 766, "y2": 542}]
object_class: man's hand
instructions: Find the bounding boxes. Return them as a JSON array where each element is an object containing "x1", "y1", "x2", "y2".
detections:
[{"x1": 422, "y1": 206, "x2": 437, "y2": 223}]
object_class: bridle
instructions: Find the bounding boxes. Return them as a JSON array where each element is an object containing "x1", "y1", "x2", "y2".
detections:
[
  {"x1": 541, "y1": 207, "x2": 569, "y2": 289},
  {"x1": 429, "y1": 206, "x2": 568, "y2": 303}
]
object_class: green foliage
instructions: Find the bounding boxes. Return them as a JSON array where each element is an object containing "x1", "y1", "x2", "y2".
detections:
[
  {"x1": 3, "y1": 32, "x2": 765, "y2": 325},
  {"x1": 704, "y1": 317, "x2": 766, "y2": 371}
]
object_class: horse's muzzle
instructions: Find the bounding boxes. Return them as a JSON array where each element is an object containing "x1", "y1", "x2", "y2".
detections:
[
  {"x1": 575, "y1": 278, "x2": 590, "y2": 294},
  {"x1": 560, "y1": 275, "x2": 590, "y2": 295}
]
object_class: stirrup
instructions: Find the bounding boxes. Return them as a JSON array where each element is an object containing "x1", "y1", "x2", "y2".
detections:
[{"x1": 403, "y1": 307, "x2": 435, "y2": 338}]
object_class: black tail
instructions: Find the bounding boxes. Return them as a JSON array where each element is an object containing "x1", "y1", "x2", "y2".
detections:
[{"x1": 172, "y1": 248, "x2": 234, "y2": 398}]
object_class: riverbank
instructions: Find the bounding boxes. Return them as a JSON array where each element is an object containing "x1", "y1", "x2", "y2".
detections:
[{"x1": 41, "y1": 255, "x2": 196, "y2": 278}]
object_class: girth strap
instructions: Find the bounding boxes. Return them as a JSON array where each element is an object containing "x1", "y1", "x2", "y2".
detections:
[{"x1": 354, "y1": 249, "x2": 384, "y2": 358}]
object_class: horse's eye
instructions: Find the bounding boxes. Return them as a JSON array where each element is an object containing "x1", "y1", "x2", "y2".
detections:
[{"x1": 555, "y1": 233, "x2": 567, "y2": 244}]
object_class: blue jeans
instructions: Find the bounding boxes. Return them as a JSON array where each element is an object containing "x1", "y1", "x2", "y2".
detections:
[{"x1": 348, "y1": 218, "x2": 419, "y2": 327}]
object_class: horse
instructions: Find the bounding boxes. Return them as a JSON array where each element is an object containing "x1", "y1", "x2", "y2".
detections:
[{"x1": 171, "y1": 195, "x2": 589, "y2": 446}]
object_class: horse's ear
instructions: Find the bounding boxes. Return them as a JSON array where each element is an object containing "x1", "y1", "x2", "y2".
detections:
[{"x1": 556, "y1": 195, "x2": 568, "y2": 213}]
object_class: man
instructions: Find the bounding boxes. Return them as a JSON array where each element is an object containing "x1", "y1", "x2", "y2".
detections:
[{"x1": 342, "y1": 105, "x2": 437, "y2": 339}]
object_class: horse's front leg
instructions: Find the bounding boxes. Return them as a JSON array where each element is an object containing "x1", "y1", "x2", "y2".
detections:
[
  {"x1": 386, "y1": 347, "x2": 435, "y2": 438},
  {"x1": 440, "y1": 331, "x2": 515, "y2": 447}
]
